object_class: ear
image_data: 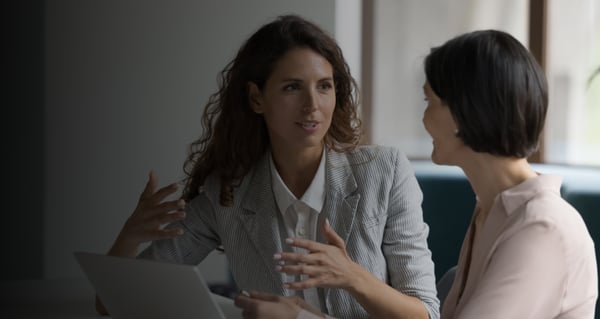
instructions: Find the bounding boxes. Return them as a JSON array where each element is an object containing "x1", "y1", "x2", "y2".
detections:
[{"x1": 247, "y1": 82, "x2": 264, "y2": 114}]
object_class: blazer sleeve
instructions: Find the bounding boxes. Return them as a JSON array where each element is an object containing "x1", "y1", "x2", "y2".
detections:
[
  {"x1": 384, "y1": 149, "x2": 440, "y2": 319},
  {"x1": 137, "y1": 190, "x2": 220, "y2": 264}
]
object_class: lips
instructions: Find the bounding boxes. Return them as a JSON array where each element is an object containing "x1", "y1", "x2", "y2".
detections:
[{"x1": 297, "y1": 121, "x2": 319, "y2": 128}]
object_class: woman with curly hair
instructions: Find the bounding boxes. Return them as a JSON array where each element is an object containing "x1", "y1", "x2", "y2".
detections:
[{"x1": 97, "y1": 14, "x2": 438, "y2": 319}]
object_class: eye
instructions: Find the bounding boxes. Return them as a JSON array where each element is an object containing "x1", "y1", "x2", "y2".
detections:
[
  {"x1": 283, "y1": 83, "x2": 300, "y2": 91},
  {"x1": 317, "y1": 81, "x2": 334, "y2": 91}
]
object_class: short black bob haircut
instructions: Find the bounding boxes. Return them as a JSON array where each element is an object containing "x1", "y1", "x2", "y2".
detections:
[{"x1": 424, "y1": 29, "x2": 548, "y2": 158}]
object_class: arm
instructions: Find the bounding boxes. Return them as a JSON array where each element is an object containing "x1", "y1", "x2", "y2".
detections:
[
  {"x1": 378, "y1": 149, "x2": 439, "y2": 318},
  {"x1": 109, "y1": 171, "x2": 187, "y2": 257},
  {"x1": 456, "y1": 221, "x2": 567, "y2": 319},
  {"x1": 278, "y1": 219, "x2": 430, "y2": 319},
  {"x1": 96, "y1": 171, "x2": 188, "y2": 315},
  {"x1": 276, "y1": 149, "x2": 438, "y2": 319}
]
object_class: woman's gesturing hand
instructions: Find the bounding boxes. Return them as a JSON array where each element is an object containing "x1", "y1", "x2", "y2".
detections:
[
  {"x1": 234, "y1": 291, "x2": 324, "y2": 319},
  {"x1": 108, "y1": 171, "x2": 187, "y2": 257},
  {"x1": 274, "y1": 219, "x2": 366, "y2": 292}
]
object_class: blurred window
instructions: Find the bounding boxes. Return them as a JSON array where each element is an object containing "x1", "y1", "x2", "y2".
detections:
[{"x1": 361, "y1": 0, "x2": 599, "y2": 166}]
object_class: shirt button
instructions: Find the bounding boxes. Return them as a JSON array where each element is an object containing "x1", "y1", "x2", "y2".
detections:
[{"x1": 298, "y1": 228, "x2": 306, "y2": 236}]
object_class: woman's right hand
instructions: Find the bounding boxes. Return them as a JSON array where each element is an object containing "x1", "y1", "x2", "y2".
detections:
[
  {"x1": 108, "y1": 170, "x2": 187, "y2": 257},
  {"x1": 234, "y1": 291, "x2": 325, "y2": 319}
]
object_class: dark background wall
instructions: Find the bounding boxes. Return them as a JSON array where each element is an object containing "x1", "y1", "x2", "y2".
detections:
[
  {"x1": 5, "y1": 1, "x2": 45, "y2": 280},
  {"x1": 5, "y1": 0, "x2": 338, "y2": 281}
]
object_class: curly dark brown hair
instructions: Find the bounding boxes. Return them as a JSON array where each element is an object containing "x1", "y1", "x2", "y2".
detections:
[{"x1": 181, "y1": 14, "x2": 362, "y2": 206}]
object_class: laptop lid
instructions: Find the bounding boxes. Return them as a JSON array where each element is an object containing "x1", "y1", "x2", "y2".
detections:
[{"x1": 74, "y1": 251, "x2": 239, "y2": 319}]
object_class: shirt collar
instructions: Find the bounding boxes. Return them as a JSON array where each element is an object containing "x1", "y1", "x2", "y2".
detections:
[
  {"x1": 499, "y1": 174, "x2": 563, "y2": 214},
  {"x1": 270, "y1": 149, "x2": 327, "y2": 215}
]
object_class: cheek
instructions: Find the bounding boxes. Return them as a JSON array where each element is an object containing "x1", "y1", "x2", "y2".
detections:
[
  {"x1": 322, "y1": 97, "x2": 336, "y2": 117},
  {"x1": 323, "y1": 94, "x2": 336, "y2": 111},
  {"x1": 422, "y1": 109, "x2": 433, "y2": 132}
]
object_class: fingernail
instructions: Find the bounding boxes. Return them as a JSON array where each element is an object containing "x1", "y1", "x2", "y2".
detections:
[
  {"x1": 325, "y1": 218, "x2": 330, "y2": 228},
  {"x1": 273, "y1": 253, "x2": 281, "y2": 260},
  {"x1": 178, "y1": 199, "x2": 186, "y2": 208},
  {"x1": 240, "y1": 290, "x2": 250, "y2": 297},
  {"x1": 176, "y1": 229, "x2": 184, "y2": 235},
  {"x1": 274, "y1": 265, "x2": 282, "y2": 272},
  {"x1": 285, "y1": 238, "x2": 294, "y2": 244}
]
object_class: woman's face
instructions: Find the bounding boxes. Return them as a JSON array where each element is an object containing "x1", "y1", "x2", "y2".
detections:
[
  {"x1": 422, "y1": 81, "x2": 464, "y2": 165},
  {"x1": 249, "y1": 47, "x2": 335, "y2": 155}
]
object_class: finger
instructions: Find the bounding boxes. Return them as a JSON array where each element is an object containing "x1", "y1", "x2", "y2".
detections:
[
  {"x1": 247, "y1": 291, "x2": 281, "y2": 302},
  {"x1": 235, "y1": 300, "x2": 258, "y2": 319},
  {"x1": 142, "y1": 199, "x2": 186, "y2": 218},
  {"x1": 283, "y1": 277, "x2": 322, "y2": 290},
  {"x1": 289, "y1": 295, "x2": 309, "y2": 307},
  {"x1": 147, "y1": 182, "x2": 180, "y2": 205},
  {"x1": 274, "y1": 251, "x2": 320, "y2": 265},
  {"x1": 234, "y1": 295, "x2": 255, "y2": 309},
  {"x1": 323, "y1": 218, "x2": 346, "y2": 250},
  {"x1": 285, "y1": 237, "x2": 328, "y2": 253},
  {"x1": 151, "y1": 210, "x2": 186, "y2": 226},
  {"x1": 139, "y1": 170, "x2": 158, "y2": 200},
  {"x1": 124, "y1": 204, "x2": 186, "y2": 236},
  {"x1": 276, "y1": 264, "x2": 321, "y2": 277}
]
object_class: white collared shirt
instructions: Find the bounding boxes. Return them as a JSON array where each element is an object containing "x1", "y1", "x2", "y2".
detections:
[{"x1": 270, "y1": 149, "x2": 326, "y2": 311}]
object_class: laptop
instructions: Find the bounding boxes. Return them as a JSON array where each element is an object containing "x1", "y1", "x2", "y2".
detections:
[{"x1": 74, "y1": 251, "x2": 242, "y2": 319}]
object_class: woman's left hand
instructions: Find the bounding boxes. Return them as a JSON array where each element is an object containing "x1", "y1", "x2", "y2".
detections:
[
  {"x1": 234, "y1": 291, "x2": 323, "y2": 319},
  {"x1": 275, "y1": 219, "x2": 365, "y2": 291}
]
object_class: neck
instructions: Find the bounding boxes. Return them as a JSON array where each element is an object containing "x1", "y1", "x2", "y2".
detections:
[
  {"x1": 459, "y1": 153, "x2": 537, "y2": 223},
  {"x1": 271, "y1": 145, "x2": 324, "y2": 198}
]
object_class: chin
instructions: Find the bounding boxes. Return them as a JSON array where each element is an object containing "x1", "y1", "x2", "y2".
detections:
[{"x1": 430, "y1": 151, "x2": 447, "y2": 166}]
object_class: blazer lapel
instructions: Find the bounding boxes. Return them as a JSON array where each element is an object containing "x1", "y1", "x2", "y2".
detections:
[
  {"x1": 322, "y1": 149, "x2": 360, "y2": 308},
  {"x1": 239, "y1": 152, "x2": 286, "y2": 294}
]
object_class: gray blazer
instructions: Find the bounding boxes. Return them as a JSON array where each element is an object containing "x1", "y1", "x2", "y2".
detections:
[{"x1": 141, "y1": 145, "x2": 440, "y2": 319}]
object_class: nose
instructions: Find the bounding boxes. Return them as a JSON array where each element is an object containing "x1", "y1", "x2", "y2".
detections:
[{"x1": 302, "y1": 89, "x2": 318, "y2": 113}]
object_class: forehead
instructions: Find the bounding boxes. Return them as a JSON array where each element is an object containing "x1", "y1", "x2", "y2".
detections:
[{"x1": 269, "y1": 47, "x2": 333, "y2": 79}]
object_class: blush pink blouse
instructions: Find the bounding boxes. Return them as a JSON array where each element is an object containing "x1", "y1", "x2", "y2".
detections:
[{"x1": 441, "y1": 174, "x2": 597, "y2": 319}]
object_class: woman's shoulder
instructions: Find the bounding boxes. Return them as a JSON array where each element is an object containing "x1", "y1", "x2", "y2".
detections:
[
  {"x1": 520, "y1": 179, "x2": 580, "y2": 224},
  {"x1": 510, "y1": 182, "x2": 593, "y2": 250},
  {"x1": 328, "y1": 144, "x2": 409, "y2": 166}
]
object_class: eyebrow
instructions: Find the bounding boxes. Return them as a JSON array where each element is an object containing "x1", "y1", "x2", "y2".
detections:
[{"x1": 280, "y1": 77, "x2": 334, "y2": 82}]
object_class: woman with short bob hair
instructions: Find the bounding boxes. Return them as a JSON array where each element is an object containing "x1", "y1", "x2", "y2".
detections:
[
  {"x1": 424, "y1": 29, "x2": 547, "y2": 158},
  {"x1": 423, "y1": 30, "x2": 597, "y2": 318}
]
